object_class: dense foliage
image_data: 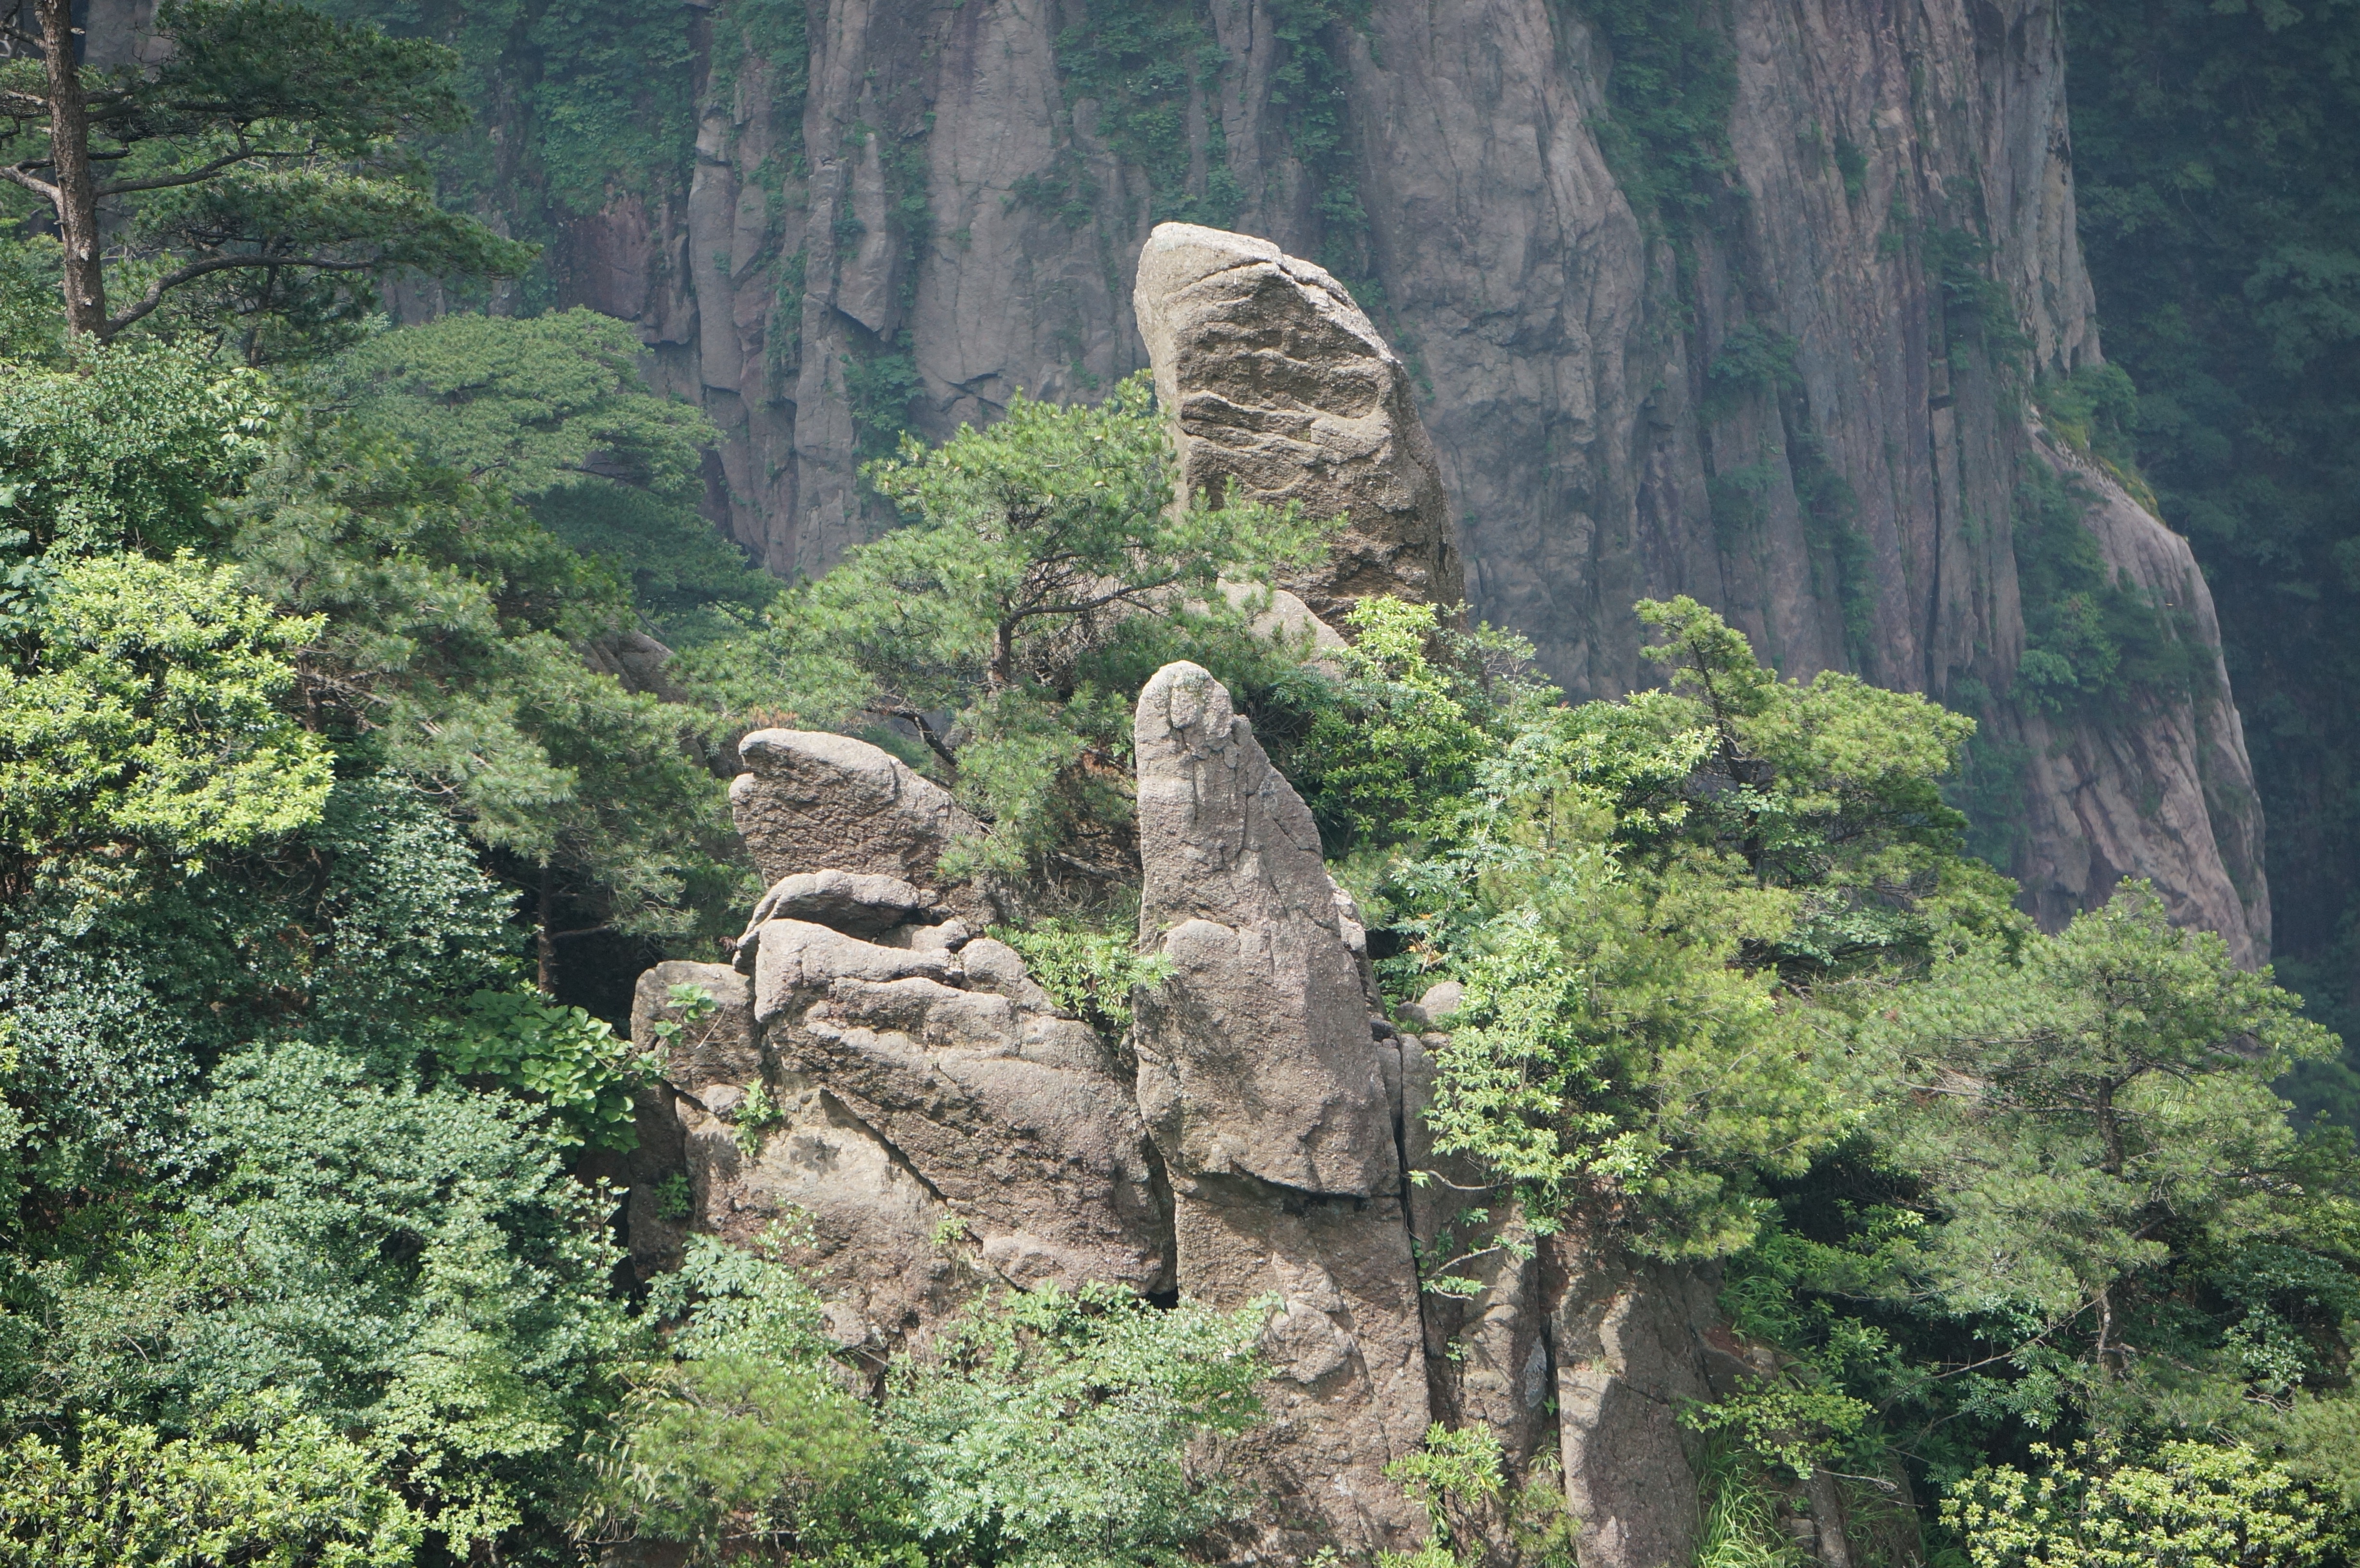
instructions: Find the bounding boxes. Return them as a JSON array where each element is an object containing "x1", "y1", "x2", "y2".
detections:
[
  {"x1": 1, "y1": 6, "x2": 2356, "y2": 1565},
  {"x1": 2060, "y1": 0, "x2": 2360, "y2": 1119},
  {"x1": 580, "y1": 1234, "x2": 1267, "y2": 1567},
  {"x1": 1315, "y1": 594, "x2": 2358, "y2": 1563}
]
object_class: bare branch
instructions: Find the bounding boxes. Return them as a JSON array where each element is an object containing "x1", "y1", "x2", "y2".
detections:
[
  {"x1": 1000, "y1": 569, "x2": 1194, "y2": 629},
  {"x1": 1422, "y1": 1241, "x2": 1514, "y2": 1278},
  {"x1": 1408, "y1": 1167, "x2": 1505, "y2": 1194},
  {"x1": 879, "y1": 703, "x2": 961, "y2": 777},
  {"x1": 0, "y1": 160, "x2": 55, "y2": 201},
  {"x1": 95, "y1": 147, "x2": 259, "y2": 197}
]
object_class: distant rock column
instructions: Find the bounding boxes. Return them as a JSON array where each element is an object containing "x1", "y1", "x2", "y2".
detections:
[
  {"x1": 1131, "y1": 660, "x2": 1431, "y2": 1556},
  {"x1": 1132, "y1": 223, "x2": 1465, "y2": 623}
]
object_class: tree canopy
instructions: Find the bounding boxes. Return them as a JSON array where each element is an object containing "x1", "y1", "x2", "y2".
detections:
[
  {"x1": 740, "y1": 369, "x2": 1330, "y2": 882},
  {"x1": 0, "y1": 0, "x2": 531, "y2": 353}
]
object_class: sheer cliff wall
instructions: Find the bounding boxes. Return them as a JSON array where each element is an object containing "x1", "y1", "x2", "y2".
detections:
[
  {"x1": 82, "y1": 0, "x2": 2261, "y2": 947},
  {"x1": 536, "y1": 0, "x2": 2265, "y2": 956}
]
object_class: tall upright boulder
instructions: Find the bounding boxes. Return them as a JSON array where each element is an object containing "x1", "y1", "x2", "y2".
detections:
[
  {"x1": 1133, "y1": 224, "x2": 1464, "y2": 623},
  {"x1": 1132, "y1": 659, "x2": 1431, "y2": 1556}
]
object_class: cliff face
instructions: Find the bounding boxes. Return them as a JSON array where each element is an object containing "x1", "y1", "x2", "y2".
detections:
[{"x1": 560, "y1": 0, "x2": 2266, "y2": 956}]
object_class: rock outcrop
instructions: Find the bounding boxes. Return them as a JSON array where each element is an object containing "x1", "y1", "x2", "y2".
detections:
[
  {"x1": 1134, "y1": 224, "x2": 1463, "y2": 620},
  {"x1": 731, "y1": 728, "x2": 999, "y2": 925},
  {"x1": 654, "y1": 662, "x2": 1778, "y2": 1565},
  {"x1": 630, "y1": 673, "x2": 1856, "y2": 1563},
  {"x1": 1132, "y1": 659, "x2": 1429, "y2": 1554},
  {"x1": 1133, "y1": 660, "x2": 1396, "y2": 1198},
  {"x1": 638, "y1": 731, "x2": 1169, "y2": 1352}
]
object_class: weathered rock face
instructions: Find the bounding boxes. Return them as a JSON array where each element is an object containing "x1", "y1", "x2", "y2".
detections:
[
  {"x1": 637, "y1": 731, "x2": 1170, "y2": 1351},
  {"x1": 2000, "y1": 430, "x2": 2271, "y2": 962},
  {"x1": 1133, "y1": 660, "x2": 1396, "y2": 1197},
  {"x1": 1133, "y1": 224, "x2": 1463, "y2": 619},
  {"x1": 741, "y1": 869, "x2": 938, "y2": 940},
  {"x1": 94, "y1": 0, "x2": 2266, "y2": 952},
  {"x1": 730, "y1": 728, "x2": 999, "y2": 924},
  {"x1": 1132, "y1": 659, "x2": 1429, "y2": 1556},
  {"x1": 543, "y1": 0, "x2": 2264, "y2": 961},
  {"x1": 752, "y1": 925, "x2": 1170, "y2": 1297},
  {"x1": 1548, "y1": 1252, "x2": 1750, "y2": 1568}
]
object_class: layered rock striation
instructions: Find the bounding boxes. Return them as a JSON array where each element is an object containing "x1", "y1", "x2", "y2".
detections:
[
  {"x1": 1133, "y1": 224, "x2": 1463, "y2": 618},
  {"x1": 632, "y1": 727, "x2": 1169, "y2": 1349}
]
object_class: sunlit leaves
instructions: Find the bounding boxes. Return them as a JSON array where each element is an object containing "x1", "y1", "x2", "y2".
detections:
[{"x1": 0, "y1": 551, "x2": 331, "y2": 862}]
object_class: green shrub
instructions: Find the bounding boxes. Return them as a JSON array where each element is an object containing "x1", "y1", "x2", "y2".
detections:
[
  {"x1": 428, "y1": 986, "x2": 652, "y2": 1148},
  {"x1": 1292, "y1": 596, "x2": 1551, "y2": 853},
  {"x1": 990, "y1": 920, "x2": 1174, "y2": 1040},
  {"x1": 0, "y1": 1411, "x2": 423, "y2": 1568},
  {"x1": 2011, "y1": 461, "x2": 2204, "y2": 715},
  {"x1": 589, "y1": 1234, "x2": 1270, "y2": 1568},
  {"x1": 1944, "y1": 1441, "x2": 2328, "y2": 1568}
]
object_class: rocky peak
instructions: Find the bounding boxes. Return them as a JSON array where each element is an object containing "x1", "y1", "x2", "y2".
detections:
[
  {"x1": 1134, "y1": 222, "x2": 1464, "y2": 620},
  {"x1": 569, "y1": 0, "x2": 2266, "y2": 963}
]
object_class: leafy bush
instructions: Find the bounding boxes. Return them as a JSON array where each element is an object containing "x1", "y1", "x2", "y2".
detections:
[
  {"x1": 589, "y1": 1234, "x2": 1269, "y2": 1568},
  {"x1": 991, "y1": 919, "x2": 1175, "y2": 1040},
  {"x1": 429, "y1": 987, "x2": 653, "y2": 1148},
  {"x1": 0, "y1": 551, "x2": 332, "y2": 868},
  {"x1": 1381, "y1": 597, "x2": 2008, "y2": 1269},
  {"x1": 1944, "y1": 1441, "x2": 2328, "y2": 1568},
  {"x1": 0, "y1": 342, "x2": 275, "y2": 559},
  {"x1": 2010, "y1": 462, "x2": 2203, "y2": 716},
  {"x1": 586, "y1": 1235, "x2": 871, "y2": 1563},
  {"x1": 1291, "y1": 596, "x2": 1551, "y2": 852},
  {"x1": 883, "y1": 1283, "x2": 1267, "y2": 1568},
  {"x1": 2034, "y1": 364, "x2": 2145, "y2": 485},
  {"x1": 0, "y1": 1410, "x2": 423, "y2": 1568}
]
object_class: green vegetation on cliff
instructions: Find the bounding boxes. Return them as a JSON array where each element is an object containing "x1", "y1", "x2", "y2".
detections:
[
  {"x1": 2060, "y1": 0, "x2": 2360, "y2": 1122},
  {"x1": 0, "y1": 5, "x2": 2356, "y2": 1563},
  {"x1": 1328, "y1": 594, "x2": 2359, "y2": 1557}
]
